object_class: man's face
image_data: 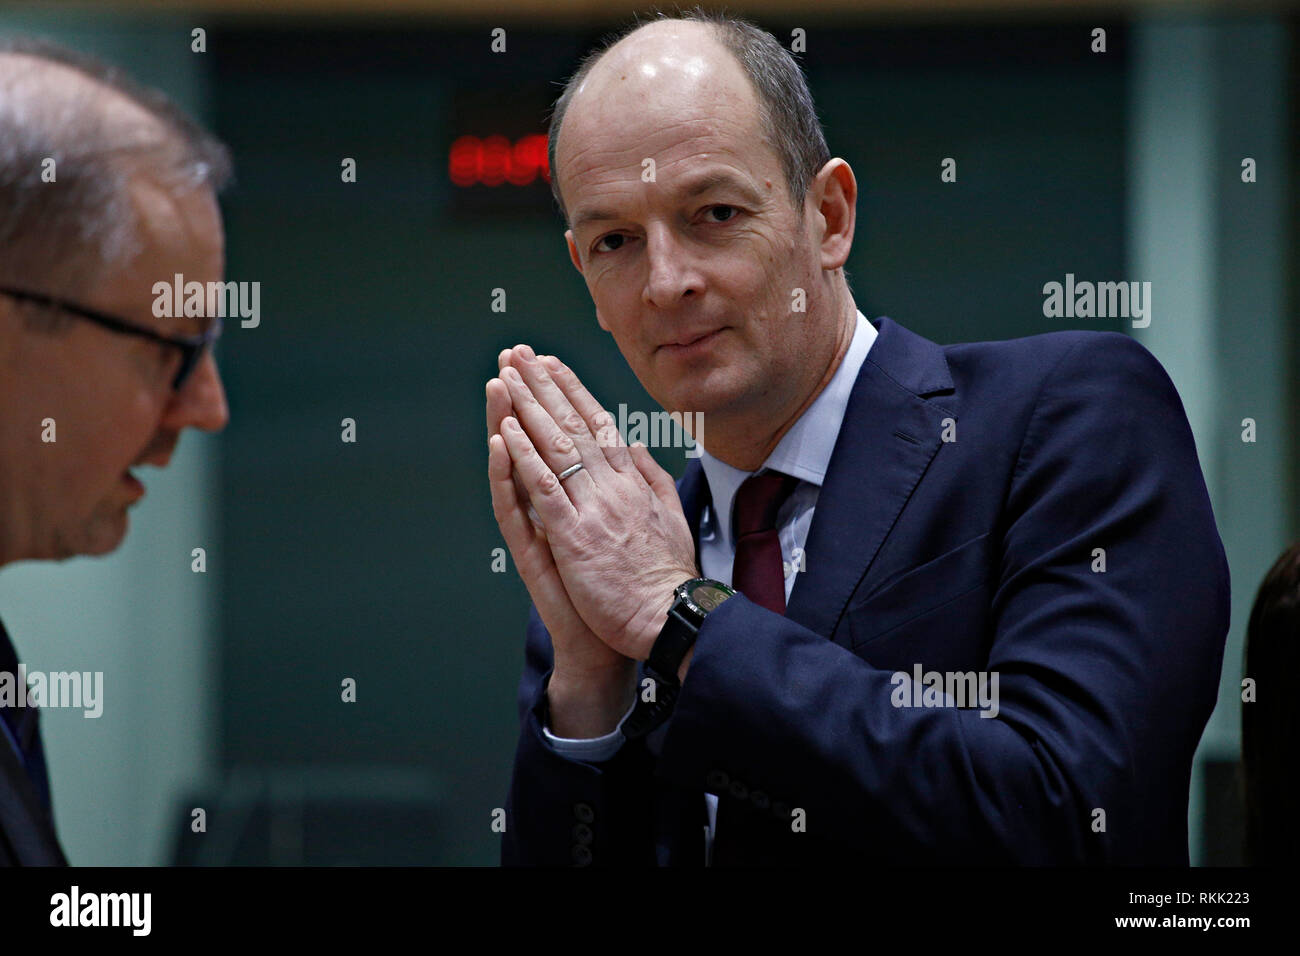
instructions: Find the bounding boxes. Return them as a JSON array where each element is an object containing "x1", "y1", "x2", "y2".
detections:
[
  {"x1": 558, "y1": 24, "x2": 836, "y2": 421},
  {"x1": 0, "y1": 175, "x2": 229, "y2": 562}
]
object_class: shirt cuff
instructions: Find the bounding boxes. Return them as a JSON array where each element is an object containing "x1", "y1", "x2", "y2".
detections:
[{"x1": 541, "y1": 700, "x2": 636, "y2": 762}]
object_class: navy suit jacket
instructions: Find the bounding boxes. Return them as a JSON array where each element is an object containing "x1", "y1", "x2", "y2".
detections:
[
  {"x1": 0, "y1": 731, "x2": 65, "y2": 866},
  {"x1": 0, "y1": 618, "x2": 66, "y2": 866},
  {"x1": 501, "y1": 315, "x2": 1230, "y2": 866}
]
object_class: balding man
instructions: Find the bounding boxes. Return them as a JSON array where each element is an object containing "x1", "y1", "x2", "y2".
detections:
[
  {"x1": 490, "y1": 10, "x2": 1229, "y2": 866},
  {"x1": 0, "y1": 37, "x2": 231, "y2": 865}
]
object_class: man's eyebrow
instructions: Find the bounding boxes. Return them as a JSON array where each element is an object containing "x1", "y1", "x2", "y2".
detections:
[
  {"x1": 678, "y1": 170, "x2": 765, "y2": 207},
  {"x1": 164, "y1": 317, "x2": 215, "y2": 340},
  {"x1": 570, "y1": 170, "x2": 763, "y2": 232}
]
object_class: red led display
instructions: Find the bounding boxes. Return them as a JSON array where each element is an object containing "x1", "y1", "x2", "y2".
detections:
[{"x1": 449, "y1": 134, "x2": 550, "y2": 187}]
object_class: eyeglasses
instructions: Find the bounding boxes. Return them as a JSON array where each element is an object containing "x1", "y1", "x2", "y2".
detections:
[{"x1": 0, "y1": 285, "x2": 222, "y2": 391}]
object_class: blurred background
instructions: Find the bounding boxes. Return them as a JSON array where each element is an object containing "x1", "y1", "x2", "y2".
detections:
[{"x1": 0, "y1": 0, "x2": 1293, "y2": 865}]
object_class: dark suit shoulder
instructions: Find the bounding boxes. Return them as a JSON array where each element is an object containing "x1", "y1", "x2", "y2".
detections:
[
  {"x1": 940, "y1": 328, "x2": 1174, "y2": 416},
  {"x1": 945, "y1": 325, "x2": 1149, "y2": 374}
]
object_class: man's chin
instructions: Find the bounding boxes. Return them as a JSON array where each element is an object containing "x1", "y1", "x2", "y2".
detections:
[
  {"x1": 61, "y1": 509, "x2": 130, "y2": 559},
  {"x1": 652, "y1": 370, "x2": 750, "y2": 419}
]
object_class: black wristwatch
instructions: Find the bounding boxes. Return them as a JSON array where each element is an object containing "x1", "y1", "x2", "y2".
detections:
[{"x1": 621, "y1": 578, "x2": 735, "y2": 740}]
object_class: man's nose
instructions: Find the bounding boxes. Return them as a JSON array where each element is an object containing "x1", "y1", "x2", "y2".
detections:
[
  {"x1": 161, "y1": 349, "x2": 229, "y2": 433},
  {"x1": 642, "y1": 225, "x2": 702, "y2": 306}
]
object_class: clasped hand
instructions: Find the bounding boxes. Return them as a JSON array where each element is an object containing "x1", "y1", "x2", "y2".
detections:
[{"x1": 486, "y1": 344, "x2": 698, "y2": 675}]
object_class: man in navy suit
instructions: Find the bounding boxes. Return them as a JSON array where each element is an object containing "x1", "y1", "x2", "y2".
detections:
[
  {"x1": 0, "y1": 38, "x2": 231, "y2": 865},
  {"x1": 487, "y1": 11, "x2": 1230, "y2": 865}
]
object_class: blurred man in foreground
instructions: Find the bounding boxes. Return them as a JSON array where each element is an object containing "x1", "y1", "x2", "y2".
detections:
[{"x1": 0, "y1": 36, "x2": 231, "y2": 865}]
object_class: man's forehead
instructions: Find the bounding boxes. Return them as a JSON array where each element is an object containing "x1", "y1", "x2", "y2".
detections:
[
  {"x1": 569, "y1": 164, "x2": 765, "y2": 231},
  {"x1": 561, "y1": 53, "x2": 778, "y2": 216},
  {"x1": 91, "y1": 177, "x2": 223, "y2": 321}
]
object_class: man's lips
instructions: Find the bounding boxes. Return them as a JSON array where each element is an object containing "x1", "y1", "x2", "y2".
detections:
[
  {"x1": 660, "y1": 328, "x2": 727, "y2": 352},
  {"x1": 121, "y1": 469, "x2": 145, "y2": 498},
  {"x1": 121, "y1": 454, "x2": 173, "y2": 497}
]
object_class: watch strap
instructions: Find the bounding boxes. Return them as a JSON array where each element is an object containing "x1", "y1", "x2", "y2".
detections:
[
  {"x1": 619, "y1": 667, "x2": 680, "y2": 740},
  {"x1": 621, "y1": 578, "x2": 733, "y2": 741},
  {"x1": 622, "y1": 589, "x2": 697, "y2": 741},
  {"x1": 646, "y1": 604, "x2": 699, "y2": 685}
]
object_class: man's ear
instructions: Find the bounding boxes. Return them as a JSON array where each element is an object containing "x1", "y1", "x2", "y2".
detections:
[
  {"x1": 810, "y1": 158, "x2": 856, "y2": 273},
  {"x1": 565, "y1": 229, "x2": 584, "y2": 275}
]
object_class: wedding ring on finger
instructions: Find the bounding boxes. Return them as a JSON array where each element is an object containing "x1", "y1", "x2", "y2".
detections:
[{"x1": 556, "y1": 461, "x2": 585, "y2": 482}]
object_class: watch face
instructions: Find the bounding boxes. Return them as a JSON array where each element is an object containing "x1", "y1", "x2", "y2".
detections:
[{"x1": 687, "y1": 581, "x2": 734, "y2": 614}]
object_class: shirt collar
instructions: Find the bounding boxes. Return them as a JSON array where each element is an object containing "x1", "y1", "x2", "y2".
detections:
[{"x1": 697, "y1": 309, "x2": 878, "y2": 549}]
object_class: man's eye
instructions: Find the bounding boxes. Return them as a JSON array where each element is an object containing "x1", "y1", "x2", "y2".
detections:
[{"x1": 590, "y1": 208, "x2": 738, "y2": 255}]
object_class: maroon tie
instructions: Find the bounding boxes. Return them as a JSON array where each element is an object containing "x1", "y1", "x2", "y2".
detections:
[{"x1": 730, "y1": 471, "x2": 801, "y2": 613}]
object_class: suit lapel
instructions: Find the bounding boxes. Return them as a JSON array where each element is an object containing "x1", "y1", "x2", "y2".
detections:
[
  {"x1": 0, "y1": 714, "x2": 66, "y2": 866},
  {"x1": 676, "y1": 456, "x2": 711, "y2": 571},
  {"x1": 784, "y1": 316, "x2": 956, "y2": 648}
]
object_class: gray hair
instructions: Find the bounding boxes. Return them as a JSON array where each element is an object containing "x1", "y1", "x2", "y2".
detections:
[
  {"x1": 0, "y1": 34, "x2": 232, "y2": 326},
  {"x1": 546, "y1": 5, "x2": 831, "y2": 228}
]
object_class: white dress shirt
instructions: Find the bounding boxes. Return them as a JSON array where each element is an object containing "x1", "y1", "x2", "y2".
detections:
[{"x1": 541, "y1": 309, "x2": 879, "y2": 862}]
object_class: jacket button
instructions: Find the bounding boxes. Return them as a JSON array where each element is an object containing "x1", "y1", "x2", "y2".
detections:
[
  {"x1": 573, "y1": 803, "x2": 595, "y2": 824},
  {"x1": 572, "y1": 823, "x2": 593, "y2": 845},
  {"x1": 571, "y1": 844, "x2": 592, "y2": 866},
  {"x1": 728, "y1": 779, "x2": 749, "y2": 800},
  {"x1": 705, "y1": 770, "x2": 729, "y2": 792}
]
